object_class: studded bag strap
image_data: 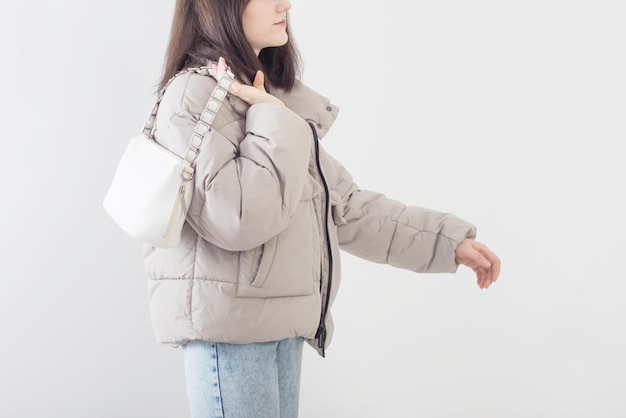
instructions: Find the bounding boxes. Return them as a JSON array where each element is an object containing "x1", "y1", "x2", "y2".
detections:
[{"x1": 140, "y1": 65, "x2": 235, "y2": 180}]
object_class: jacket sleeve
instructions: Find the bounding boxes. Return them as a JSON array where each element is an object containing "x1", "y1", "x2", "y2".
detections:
[
  {"x1": 165, "y1": 102, "x2": 312, "y2": 251},
  {"x1": 327, "y1": 150, "x2": 477, "y2": 273}
]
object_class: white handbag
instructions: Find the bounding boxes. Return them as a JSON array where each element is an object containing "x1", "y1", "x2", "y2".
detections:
[{"x1": 103, "y1": 66, "x2": 234, "y2": 248}]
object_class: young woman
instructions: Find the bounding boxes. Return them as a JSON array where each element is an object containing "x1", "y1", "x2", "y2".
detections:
[{"x1": 144, "y1": 0, "x2": 501, "y2": 416}]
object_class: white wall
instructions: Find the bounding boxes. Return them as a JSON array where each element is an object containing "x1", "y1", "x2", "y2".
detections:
[{"x1": 1, "y1": 1, "x2": 624, "y2": 417}]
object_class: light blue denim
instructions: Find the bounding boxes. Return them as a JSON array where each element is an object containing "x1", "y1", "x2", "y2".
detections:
[{"x1": 183, "y1": 337, "x2": 304, "y2": 418}]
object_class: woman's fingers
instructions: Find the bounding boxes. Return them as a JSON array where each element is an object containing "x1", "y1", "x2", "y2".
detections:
[
  {"x1": 456, "y1": 240, "x2": 491, "y2": 269},
  {"x1": 252, "y1": 70, "x2": 265, "y2": 90},
  {"x1": 214, "y1": 57, "x2": 283, "y2": 106},
  {"x1": 478, "y1": 245, "x2": 501, "y2": 283},
  {"x1": 213, "y1": 59, "x2": 241, "y2": 94},
  {"x1": 456, "y1": 239, "x2": 501, "y2": 289},
  {"x1": 218, "y1": 56, "x2": 228, "y2": 77},
  {"x1": 474, "y1": 266, "x2": 488, "y2": 289}
]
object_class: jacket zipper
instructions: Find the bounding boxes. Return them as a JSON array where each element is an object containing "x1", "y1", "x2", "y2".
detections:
[
  {"x1": 309, "y1": 123, "x2": 333, "y2": 358},
  {"x1": 163, "y1": 184, "x2": 187, "y2": 240}
]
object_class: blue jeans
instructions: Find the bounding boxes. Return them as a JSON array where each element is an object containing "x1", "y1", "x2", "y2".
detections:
[{"x1": 183, "y1": 337, "x2": 304, "y2": 418}]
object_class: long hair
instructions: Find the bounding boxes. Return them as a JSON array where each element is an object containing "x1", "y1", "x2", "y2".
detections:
[{"x1": 159, "y1": 0, "x2": 301, "y2": 92}]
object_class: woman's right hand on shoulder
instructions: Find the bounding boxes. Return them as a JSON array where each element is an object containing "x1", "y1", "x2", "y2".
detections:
[{"x1": 213, "y1": 57, "x2": 284, "y2": 107}]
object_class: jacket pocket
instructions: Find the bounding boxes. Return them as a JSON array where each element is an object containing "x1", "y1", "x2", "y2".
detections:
[
  {"x1": 329, "y1": 190, "x2": 347, "y2": 225},
  {"x1": 237, "y1": 238, "x2": 276, "y2": 287},
  {"x1": 236, "y1": 177, "x2": 321, "y2": 298}
]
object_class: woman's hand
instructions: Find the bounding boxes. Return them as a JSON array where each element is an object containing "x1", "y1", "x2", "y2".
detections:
[
  {"x1": 213, "y1": 57, "x2": 284, "y2": 106},
  {"x1": 454, "y1": 238, "x2": 501, "y2": 289}
]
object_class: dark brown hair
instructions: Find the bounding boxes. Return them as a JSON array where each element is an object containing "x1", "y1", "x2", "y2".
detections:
[{"x1": 159, "y1": 0, "x2": 301, "y2": 92}]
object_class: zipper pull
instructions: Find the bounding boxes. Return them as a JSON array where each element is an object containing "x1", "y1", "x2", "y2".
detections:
[
  {"x1": 315, "y1": 325, "x2": 327, "y2": 350},
  {"x1": 179, "y1": 185, "x2": 188, "y2": 210},
  {"x1": 316, "y1": 325, "x2": 327, "y2": 358},
  {"x1": 162, "y1": 184, "x2": 189, "y2": 242}
]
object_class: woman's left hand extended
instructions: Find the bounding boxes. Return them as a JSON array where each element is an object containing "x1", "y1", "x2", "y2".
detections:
[
  {"x1": 213, "y1": 57, "x2": 284, "y2": 106},
  {"x1": 454, "y1": 238, "x2": 501, "y2": 289}
]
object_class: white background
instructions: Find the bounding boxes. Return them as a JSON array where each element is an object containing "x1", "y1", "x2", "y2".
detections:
[{"x1": 1, "y1": 1, "x2": 625, "y2": 417}]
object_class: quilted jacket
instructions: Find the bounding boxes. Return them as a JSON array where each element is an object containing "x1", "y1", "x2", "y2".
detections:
[{"x1": 142, "y1": 69, "x2": 476, "y2": 356}]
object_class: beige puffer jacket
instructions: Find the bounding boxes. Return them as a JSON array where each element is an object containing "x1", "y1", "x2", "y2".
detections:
[{"x1": 143, "y1": 69, "x2": 476, "y2": 357}]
